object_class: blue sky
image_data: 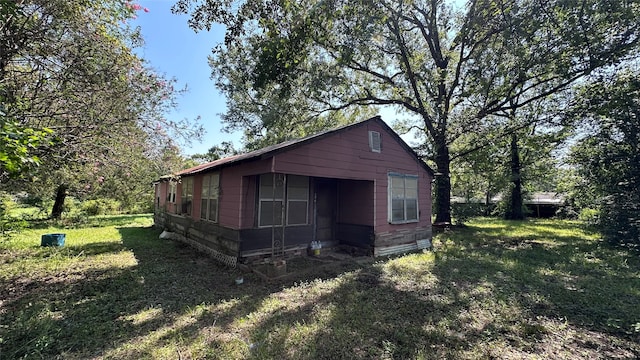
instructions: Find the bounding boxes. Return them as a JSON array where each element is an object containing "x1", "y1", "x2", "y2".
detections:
[
  {"x1": 131, "y1": 0, "x2": 422, "y2": 156},
  {"x1": 132, "y1": 0, "x2": 240, "y2": 156}
]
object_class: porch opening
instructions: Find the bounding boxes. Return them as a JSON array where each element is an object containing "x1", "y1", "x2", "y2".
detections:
[{"x1": 314, "y1": 177, "x2": 374, "y2": 253}]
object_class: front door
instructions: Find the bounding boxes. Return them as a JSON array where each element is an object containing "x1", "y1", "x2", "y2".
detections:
[{"x1": 315, "y1": 179, "x2": 337, "y2": 243}]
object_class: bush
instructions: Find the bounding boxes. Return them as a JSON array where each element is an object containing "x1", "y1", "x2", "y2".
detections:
[
  {"x1": 578, "y1": 208, "x2": 599, "y2": 226},
  {"x1": 451, "y1": 203, "x2": 486, "y2": 224},
  {"x1": 0, "y1": 192, "x2": 27, "y2": 236},
  {"x1": 81, "y1": 199, "x2": 122, "y2": 216},
  {"x1": 599, "y1": 194, "x2": 640, "y2": 247}
]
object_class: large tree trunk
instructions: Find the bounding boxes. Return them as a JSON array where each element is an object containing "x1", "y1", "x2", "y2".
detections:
[
  {"x1": 505, "y1": 133, "x2": 525, "y2": 220},
  {"x1": 51, "y1": 184, "x2": 68, "y2": 220},
  {"x1": 434, "y1": 137, "x2": 452, "y2": 224}
]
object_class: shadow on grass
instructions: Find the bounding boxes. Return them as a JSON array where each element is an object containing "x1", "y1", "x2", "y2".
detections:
[
  {"x1": 428, "y1": 221, "x2": 640, "y2": 354},
  {"x1": 0, "y1": 225, "x2": 276, "y2": 359},
  {"x1": 2, "y1": 220, "x2": 639, "y2": 359}
]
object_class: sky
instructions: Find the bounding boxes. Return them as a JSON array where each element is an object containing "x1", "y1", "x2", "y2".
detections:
[
  {"x1": 130, "y1": 0, "x2": 420, "y2": 156},
  {"x1": 132, "y1": 0, "x2": 240, "y2": 156}
]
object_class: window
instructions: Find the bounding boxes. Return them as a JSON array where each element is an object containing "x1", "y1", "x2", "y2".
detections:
[
  {"x1": 259, "y1": 174, "x2": 284, "y2": 227},
  {"x1": 180, "y1": 177, "x2": 193, "y2": 215},
  {"x1": 155, "y1": 184, "x2": 160, "y2": 209},
  {"x1": 258, "y1": 174, "x2": 309, "y2": 227},
  {"x1": 167, "y1": 181, "x2": 177, "y2": 203},
  {"x1": 369, "y1": 130, "x2": 381, "y2": 152},
  {"x1": 286, "y1": 175, "x2": 309, "y2": 225},
  {"x1": 200, "y1": 173, "x2": 220, "y2": 222},
  {"x1": 388, "y1": 173, "x2": 418, "y2": 223}
]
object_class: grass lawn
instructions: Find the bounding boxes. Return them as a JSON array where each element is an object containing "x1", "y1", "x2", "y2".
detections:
[{"x1": 1, "y1": 216, "x2": 639, "y2": 359}]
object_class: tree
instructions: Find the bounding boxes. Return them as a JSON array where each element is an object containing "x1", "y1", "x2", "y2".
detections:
[
  {"x1": 568, "y1": 68, "x2": 640, "y2": 246},
  {"x1": 175, "y1": 0, "x2": 640, "y2": 223},
  {"x1": 191, "y1": 141, "x2": 238, "y2": 163},
  {"x1": 449, "y1": 101, "x2": 570, "y2": 220},
  {"x1": 1, "y1": 0, "x2": 202, "y2": 218},
  {"x1": 206, "y1": 40, "x2": 376, "y2": 150}
]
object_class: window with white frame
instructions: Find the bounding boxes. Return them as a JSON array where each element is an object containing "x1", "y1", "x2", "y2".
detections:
[
  {"x1": 167, "y1": 181, "x2": 177, "y2": 203},
  {"x1": 200, "y1": 173, "x2": 220, "y2": 222},
  {"x1": 286, "y1": 175, "x2": 309, "y2": 225},
  {"x1": 258, "y1": 174, "x2": 309, "y2": 227},
  {"x1": 180, "y1": 177, "x2": 193, "y2": 215},
  {"x1": 388, "y1": 173, "x2": 418, "y2": 223},
  {"x1": 259, "y1": 174, "x2": 284, "y2": 227}
]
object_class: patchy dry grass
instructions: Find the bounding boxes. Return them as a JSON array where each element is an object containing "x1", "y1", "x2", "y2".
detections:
[{"x1": 1, "y1": 216, "x2": 639, "y2": 359}]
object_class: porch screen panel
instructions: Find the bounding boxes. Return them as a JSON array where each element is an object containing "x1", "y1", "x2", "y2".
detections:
[
  {"x1": 200, "y1": 175, "x2": 210, "y2": 219},
  {"x1": 259, "y1": 174, "x2": 284, "y2": 227},
  {"x1": 287, "y1": 175, "x2": 309, "y2": 225},
  {"x1": 201, "y1": 173, "x2": 219, "y2": 222}
]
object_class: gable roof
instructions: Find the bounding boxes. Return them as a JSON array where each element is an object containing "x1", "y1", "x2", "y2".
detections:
[{"x1": 175, "y1": 116, "x2": 434, "y2": 177}]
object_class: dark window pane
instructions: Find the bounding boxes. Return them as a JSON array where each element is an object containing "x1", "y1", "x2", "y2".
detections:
[
  {"x1": 287, "y1": 201, "x2": 308, "y2": 225},
  {"x1": 406, "y1": 199, "x2": 418, "y2": 221},
  {"x1": 200, "y1": 199, "x2": 208, "y2": 219},
  {"x1": 392, "y1": 199, "x2": 404, "y2": 222},
  {"x1": 182, "y1": 200, "x2": 191, "y2": 215},
  {"x1": 209, "y1": 199, "x2": 218, "y2": 222},
  {"x1": 259, "y1": 200, "x2": 283, "y2": 226}
]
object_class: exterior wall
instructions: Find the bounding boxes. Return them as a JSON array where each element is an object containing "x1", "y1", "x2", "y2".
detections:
[
  {"x1": 155, "y1": 182, "x2": 166, "y2": 210},
  {"x1": 171, "y1": 158, "x2": 272, "y2": 230},
  {"x1": 155, "y1": 181, "x2": 179, "y2": 214},
  {"x1": 218, "y1": 158, "x2": 273, "y2": 229},
  {"x1": 240, "y1": 175, "x2": 257, "y2": 229},
  {"x1": 374, "y1": 225, "x2": 433, "y2": 256},
  {"x1": 192, "y1": 175, "x2": 202, "y2": 220}
]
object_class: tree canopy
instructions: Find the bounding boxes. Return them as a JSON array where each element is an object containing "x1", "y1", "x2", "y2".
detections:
[
  {"x1": 1, "y1": 0, "x2": 201, "y2": 216},
  {"x1": 175, "y1": 0, "x2": 640, "y2": 223},
  {"x1": 568, "y1": 68, "x2": 640, "y2": 246}
]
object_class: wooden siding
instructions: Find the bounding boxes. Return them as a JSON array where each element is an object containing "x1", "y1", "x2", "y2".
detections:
[
  {"x1": 155, "y1": 212, "x2": 240, "y2": 258},
  {"x1": 175, "y1": 158, "x2": 272, "y2": 229},
  {"x1": 155, "y1": 181, "x2": 179, "y2": 214},
  {"x1": 240, "y1": 175, "x2": 257, "y2": 229},
  {"x1": 155, "y1": 182, "x2": 166, "y2": 209},
  {"x1": 218, "y1": 158, "x2": 272, "y2": 228}
]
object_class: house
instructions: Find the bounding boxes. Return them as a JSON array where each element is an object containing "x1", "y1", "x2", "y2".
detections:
[
  {"x1": 451, "y1": 192, "x2": 566, "y2": 218},
  {"x1": 153, "y1": 116, "x2": 434, "y2": 266}
]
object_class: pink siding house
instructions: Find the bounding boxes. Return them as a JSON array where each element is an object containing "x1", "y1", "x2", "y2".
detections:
[{"x1": 154, "y1": 116, "x2": 433, "y2": 266}]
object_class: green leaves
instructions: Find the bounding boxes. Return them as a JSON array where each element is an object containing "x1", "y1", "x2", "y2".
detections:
[
  {"x1": 568, "y1": 69, "x2": 640, "y2": 245},
  {"x1": 181, "y1": 0, "x2": 640, "y2": 223},
  {"x1": 0, "y1": 0, "x2": 201, "y2": 213}
]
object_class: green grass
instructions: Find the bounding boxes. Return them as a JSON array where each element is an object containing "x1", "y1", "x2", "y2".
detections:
[{"x1": 1, "y1": 216, "x2": 639, "y2": 359}]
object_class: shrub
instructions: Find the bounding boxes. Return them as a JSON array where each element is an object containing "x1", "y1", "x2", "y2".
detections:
[
  {"x1": 0, "y1": 192, "x2": 27, "y2": 236},
  {"x1": 451, "y1": 202, "x2": 486, "y2": 224},
  {"x1": 81, "y1": 199, "x2": 122, "y2": 216},
  {"x1": 578, "y1": 208, "x2": 599, "y2": 226}
]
